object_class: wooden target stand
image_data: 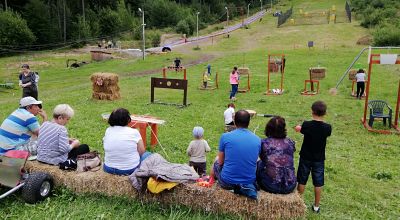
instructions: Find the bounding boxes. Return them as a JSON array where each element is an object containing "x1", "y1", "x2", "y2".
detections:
[
  {"x1": 163, "y1": 66, "x2": 187, "y2": 80},
  {"x1": 349, "y1": 69, "x2": 368, "y2": 97},
  {"x1": 238, "y1": 67, "x2": 250, "y2": 93},
  {"x1": 361, "y1": 54, "x2": 400, "y2": 134},
  {"x1": 301, "y1": 67, "x2": 326, "y2": 95},
  {"x1": 199, "y1": 72, "x2": 219, "y2": 90},
  {"x1": 265, "y1": 54, "x2": 285, "y2": 95},
  {"x1": 150, "y1": 77, "x2": 190, "y2": 108}
]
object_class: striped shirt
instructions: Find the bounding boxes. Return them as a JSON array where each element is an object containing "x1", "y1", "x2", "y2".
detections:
[
  {"x1": 0, "y1": 108, "x2": 40, "y2": 150},
  {"x1": 37, "y1": 121, "x2": 72, "y2": 165}
]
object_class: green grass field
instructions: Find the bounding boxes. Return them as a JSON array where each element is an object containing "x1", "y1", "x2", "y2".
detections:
[{"x1": 1, "y1": 0, "x2": 399, "y2": 219}]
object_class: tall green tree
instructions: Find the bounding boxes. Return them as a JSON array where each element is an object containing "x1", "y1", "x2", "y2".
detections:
[
  {"x1": 24, "y1": 0, "x2": 59, "y2": 43},
  {"x1": 0, "y1": 9, "x2": 35, "y2": 46}
]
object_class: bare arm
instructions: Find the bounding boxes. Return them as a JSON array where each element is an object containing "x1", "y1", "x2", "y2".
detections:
[
  {"x1": 137, "y1": 140, "x2": 145, "y2": 156},
  {"x1": 218, "y1": 151, "x2": 225, "y2": 167}
]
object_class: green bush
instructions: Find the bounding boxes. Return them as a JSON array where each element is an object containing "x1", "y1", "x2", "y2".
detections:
[
  {"x1": 373, "y1": 24, "x2": 400, "y2": 46},
  {"x1": 0, "y1": 10, "x2": 35, "y2": 46},
  {"x1": 176, "y1": 19, "x2": 190, "y2": 35}
]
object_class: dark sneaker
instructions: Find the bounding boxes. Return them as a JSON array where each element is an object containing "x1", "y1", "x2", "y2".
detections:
[{"x1": 311, "y1": 205, "x2": 320, "y2": 213}]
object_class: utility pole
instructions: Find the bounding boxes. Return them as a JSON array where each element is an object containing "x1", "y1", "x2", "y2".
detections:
[
  {"x1": 196, "y1": 12, "x2": 200, "y2": 40},
  {"x1": 260, "y1": 0, "x2": 263, "y2": 11},
  {"x1": 225, "y1": 6, "x2": 229, "y2": 27},
  {"x1": 247, "y1": 3, "x2": 251, "y2": 18},
  {"x1": 4, "y1": 0, "x2": 7, "y2": 10},
  {"x1": 138, "y1": 8, "x2": 146, "y2": 60}
]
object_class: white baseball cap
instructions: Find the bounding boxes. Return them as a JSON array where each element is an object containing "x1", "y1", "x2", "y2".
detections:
[{"x1": 20, "y1": 96, "x2": 42, "y2": 108}]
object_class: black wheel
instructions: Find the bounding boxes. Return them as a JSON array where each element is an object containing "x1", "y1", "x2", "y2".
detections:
[{"x1": 21, "y1": 172, "x2": 53, "y2": 204}]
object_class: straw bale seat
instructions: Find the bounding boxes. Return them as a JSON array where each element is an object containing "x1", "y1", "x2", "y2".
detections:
[
  {"x1": 90, "y1": 72, "x2": 120, "y2": 100},
  {"x1": 26, "y1": 161, "x2": 306, "y2": 220}
]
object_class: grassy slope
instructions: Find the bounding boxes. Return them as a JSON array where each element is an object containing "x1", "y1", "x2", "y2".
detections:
[{"x1": 1, "y1": 0, "x2": 399, "y2": 219}]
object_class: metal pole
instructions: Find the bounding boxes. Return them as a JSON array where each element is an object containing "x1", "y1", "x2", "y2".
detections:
[
  {"x1": 247, "y1": 3, "x2": 250, "y2": 18},
  {"x1": 4, "y1": 0, "x2": 7, "y2": 10},
  {"x1": 260, "y1": 0, "x2": 262, "y2": 11},
  {"x1": 196, "y1": 12, "x2": 200, "y2": 41},
  {"x1": 225, "y1": 7, "x2": 229, "y2": 27},
  {"x1": 139, "y1": 8, "x2": 145, "y2": 60},
  {"x1": 271, "y1": 0, "x2": 273, "y2": 9}
]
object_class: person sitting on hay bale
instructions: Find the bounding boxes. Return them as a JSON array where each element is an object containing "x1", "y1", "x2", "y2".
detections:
[
  {"x1": 256, "y1": 116, "x2": 296, "y2": 194},
  {"x1": 0, "y1": 97, "x2": 47, "y2": 159},
  {"x1": 187, "y1": 126, "x2": 211, "y2": 176},
  {"x1": 209, "y1": 110, "x2": 261, "y2": 200},
  {"x1": 37, "y1": 104, "x2": 90, "y2": 170},
  {"x1": 103, "y1": 108, "x2": 151, "y2": 175}
]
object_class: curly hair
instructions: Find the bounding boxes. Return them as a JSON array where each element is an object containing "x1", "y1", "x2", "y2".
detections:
[{"x1": 265, "y1": 116, "x2": 287, "y2": 138}]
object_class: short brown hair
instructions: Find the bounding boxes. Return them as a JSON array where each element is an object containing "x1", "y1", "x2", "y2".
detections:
[
  {"x1": 265, "y1": 116, "x2": 287, "y2": 138},
  {"x1": 312, "y1": 101, "x2": 327, "y2": 116}
]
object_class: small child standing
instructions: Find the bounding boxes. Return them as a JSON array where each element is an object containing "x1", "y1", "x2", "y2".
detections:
[
  {"x1": 295, "y1": 101, "x2": 332, "y2": 213},
  {"x1": 187, "y1": 126, "x2": 211, "y2": 176},
  {"x1": 202, "y1": 71, "x2": 210, "y2": 88}
]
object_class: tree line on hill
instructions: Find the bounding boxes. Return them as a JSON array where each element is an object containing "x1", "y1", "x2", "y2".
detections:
[
  {"x1": 351, "y1": 0, "x2": 400, "y2": 46},
  {"x1": 0, "y1": 0, "x2": 267, "y2": 52}
]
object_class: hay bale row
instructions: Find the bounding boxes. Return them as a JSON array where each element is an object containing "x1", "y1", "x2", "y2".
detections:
[
  {"x1": 26, "y1": 161, "x2": 306, "y2": 220},
  {"x1": 90, "y1": 72, "x2": 120, "y2": 100}
]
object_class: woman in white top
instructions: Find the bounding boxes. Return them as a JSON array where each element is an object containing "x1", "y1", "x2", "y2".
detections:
[
  {"x1": 355, "y1": 69, "x2": 366, "y2": 99},
  {"x1": 103, "y1": 108, "x2": 148, "y2": 175}
]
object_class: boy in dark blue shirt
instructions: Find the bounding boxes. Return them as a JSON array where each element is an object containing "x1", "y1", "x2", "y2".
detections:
[{"x1": 295, "y1": 101, "x2": 332, "y2": 213}]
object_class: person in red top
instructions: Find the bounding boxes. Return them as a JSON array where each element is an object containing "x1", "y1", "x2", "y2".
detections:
[{"x1": 229, "y1": 66, "x2": 239, "y2": 101}]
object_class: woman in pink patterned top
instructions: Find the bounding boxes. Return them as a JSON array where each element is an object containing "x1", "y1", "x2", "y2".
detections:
[
  {"x1": 229, "y1": 66, "x2": 239, "y2": 101},
  {"x1": 256, "y1": 116, "x2": 296, "y2": 194}
]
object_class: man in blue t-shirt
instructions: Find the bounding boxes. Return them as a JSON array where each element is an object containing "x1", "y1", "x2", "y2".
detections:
[
  {"x1": 0, "y1": 96, "x2": 47, "y2": 155},
  {"x1": 210, "y1": 110, "x2": 261, "y2": 199}
]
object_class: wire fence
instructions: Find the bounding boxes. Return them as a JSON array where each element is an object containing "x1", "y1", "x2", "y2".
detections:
[
  {"x1": 277, "y1": 7, "x2": 293, "y2": 27},
  {"x1": 345, "y1": 1, "x2": 351, "y2": 22}
]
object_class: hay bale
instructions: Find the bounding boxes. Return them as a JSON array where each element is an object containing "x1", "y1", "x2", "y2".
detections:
[
  {"x1": 238, "y1": 67, "x2": 250, "y2": 75},
  {"x1": 309, "y1": 67, "x2": 326, "y2": 80},
  {"x1": 25, "y1": 161, "x2": 306, "y2": 219},
  {"x1": 356, "y1": 35, "x2": 372, "y2": 45},
  {"x1": 90, "y1": 72, "x2": 120, "y2": 100}
]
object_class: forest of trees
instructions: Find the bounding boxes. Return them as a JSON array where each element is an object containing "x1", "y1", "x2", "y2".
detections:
[
  {"x1": 0, "y1": 0, "x2": 271, "y2": 53},
  {"x1": 351, "y1": 0, "x2": 400, "y2": 46}
]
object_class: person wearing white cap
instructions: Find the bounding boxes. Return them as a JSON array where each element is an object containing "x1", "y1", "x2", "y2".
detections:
[{"x1": 0, "y1": 96, "x2": 47, "y2": 156}]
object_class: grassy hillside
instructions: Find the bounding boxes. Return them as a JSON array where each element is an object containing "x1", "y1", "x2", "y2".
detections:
[{"x1": 1, "y1": 0, "x2": 399, "y2": 219}]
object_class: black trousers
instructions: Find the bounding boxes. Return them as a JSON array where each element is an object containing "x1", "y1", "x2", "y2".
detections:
[
  {"x1": 68, "y1": 144, "x2": 90, "y2": 159},
  {"x1": 23, "y1": 88, "x2": 38, "y2": 100},
  {"x1": 356, "y1": 82, "x2": 365, "y2": 98}
]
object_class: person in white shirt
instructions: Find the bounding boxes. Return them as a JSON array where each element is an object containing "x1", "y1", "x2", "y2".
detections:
[
  {"x1": 103, "y1": 108, "x2": 150, "y2": 175},
  {"x1": 224, "y1": 103, "x2": 235, "y2": 125},
  {"x1": 355, "y1": 69, "x2": 366, "y2": 99}
]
